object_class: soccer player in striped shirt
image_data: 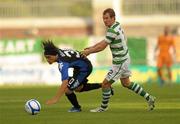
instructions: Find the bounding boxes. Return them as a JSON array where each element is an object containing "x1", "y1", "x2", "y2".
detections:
[{"x1": 82, "y1": 8, "x2": 156, "y2": 112}]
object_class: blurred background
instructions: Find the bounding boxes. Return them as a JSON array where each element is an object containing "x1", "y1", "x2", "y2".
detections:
[{"x1": 0, "y1": 0, "x2": 179, "y2": 85}]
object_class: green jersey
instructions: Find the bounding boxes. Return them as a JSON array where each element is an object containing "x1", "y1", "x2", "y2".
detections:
[{"x1": 105, "y1": 21, "x2": 129, "y2": 65}]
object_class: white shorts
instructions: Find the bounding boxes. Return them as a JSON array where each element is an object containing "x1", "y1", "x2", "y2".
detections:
[{"x1": 105, "y1": 58, "x2": 131, "y2": 83}]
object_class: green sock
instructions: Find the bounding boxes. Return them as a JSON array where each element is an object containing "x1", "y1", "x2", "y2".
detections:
[
  {"x1": 101, "y1": 88, "x2": 111, "y2": 109},
  {"x1": 128, "y1": 82, "x2": 150, "y2": 101}
]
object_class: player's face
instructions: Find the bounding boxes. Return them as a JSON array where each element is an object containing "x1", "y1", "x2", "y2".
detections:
[
  {"x1": 103, "y1": 13, "x2": 115, "y2": 27},
  {"x1": 45, "y1": 55, "x2": 57, "y2": 64}
]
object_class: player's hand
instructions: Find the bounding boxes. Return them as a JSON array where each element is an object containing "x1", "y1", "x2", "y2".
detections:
[
  {"x1": 80, "y1": 50, "x2": 90, "y2": 58},
  {"x1": 80, "y1": 52, "x2": 86, "y2": 58},
  {"x1": 46, "y1": 97, "x2": 59, "y2": 105}
]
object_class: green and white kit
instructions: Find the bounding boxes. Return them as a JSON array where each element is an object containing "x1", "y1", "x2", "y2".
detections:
[{"x1": 105, "y1": 21, "x2": 131, "y2": 83}]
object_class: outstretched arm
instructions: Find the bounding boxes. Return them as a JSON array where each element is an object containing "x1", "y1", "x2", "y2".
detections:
[
  {"x1": 46, "y1": 80, "x2": 69, "y2": 105},
  {"x1": 82, "y1": 40, "x2": 108, "y2": 57}
]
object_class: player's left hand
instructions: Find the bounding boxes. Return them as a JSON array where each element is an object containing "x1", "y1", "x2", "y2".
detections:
[{"x1": 46, "y1": 97, "x2": 59, "y2": 105}]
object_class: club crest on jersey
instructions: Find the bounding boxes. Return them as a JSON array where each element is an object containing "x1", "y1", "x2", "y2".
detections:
[{"x1": 58, "y1": 63, "x2": 64, "y2": 70}]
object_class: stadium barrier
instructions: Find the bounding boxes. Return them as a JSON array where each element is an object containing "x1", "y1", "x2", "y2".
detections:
[
  {"x1": 1, "y1": 65, "x2": 179, "y2": 85},
  {"x1": 89, "y1": 65, "x2": 180, "y2": 84},
  {"x1": 0, "y1": 64, "x2": 60, "y2": 85},
  {"x1": 0, "y1": 37, "x2": 179, "y2": 85}
]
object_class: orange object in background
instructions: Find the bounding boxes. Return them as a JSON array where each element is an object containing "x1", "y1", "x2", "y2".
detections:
[
  {"x1": 157, "y1": 35, "x2": 174, "y2": 67},
  {"x1": 174, "y1": 36, "x2": 180, "y2": 63}
]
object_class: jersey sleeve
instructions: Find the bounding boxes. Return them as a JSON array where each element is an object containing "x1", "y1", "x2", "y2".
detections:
[
  {"x1": 58, "y1": 62, "x2": 69, "y2": 81},
  {"x1": 105, "y1": 28, "x2": 118, "y2": 43}
]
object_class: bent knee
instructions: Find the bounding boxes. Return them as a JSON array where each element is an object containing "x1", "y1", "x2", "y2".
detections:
[
  {"x1": 75, "y1": 89, "x2": 81, "y2": 92},
  {"x1": 121, "y1": 81, "x2": 131, "y2": 88},
  {"x1": 74, "y1": 85, "x2": 83, "y2": 92},
  {"x1": 120, "y1": 77, "x2": 131, "y2": 88},
  {"x1": 102, "y1": 82, "x2": 111, "y2": 88}
]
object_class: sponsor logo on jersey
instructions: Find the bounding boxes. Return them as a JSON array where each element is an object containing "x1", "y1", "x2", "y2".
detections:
[{"x1": 58, "y1": 62, "x2": 64, "y2": 71}]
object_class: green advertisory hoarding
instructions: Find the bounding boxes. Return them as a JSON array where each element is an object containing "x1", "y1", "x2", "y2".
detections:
[
  {"x1": 128, "y1": 37, "x2": 146, "y2": 65},
  {"x1": 0, "y1": 38, "x2": 42, "y2": 55}
]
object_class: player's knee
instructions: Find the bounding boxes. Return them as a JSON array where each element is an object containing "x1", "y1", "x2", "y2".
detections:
[
  {"x1": 120, "y1": 77, "x2": 131, "y2": 87},
  {"x1": 102, "y1": 82, "x2": 111, "y2": 88},
  {"x1": 121, "y1": 79, "x2": 131, "y2": 88},
  {"x1": 74, "y1": 89, "x2": 81, "y2": 92},
  {"x1": 74, "y1": 85, "x2": 83, "y2": 92},
  {"x1": 65, "y1": 88, "x2": 73, "y2": 94}
]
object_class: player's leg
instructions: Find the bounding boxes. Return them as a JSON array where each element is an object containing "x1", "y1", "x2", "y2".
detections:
[
  {"x1": 90, "y1": 66, "x2": 116, "y2": 112},
  {"x1": 120, "y1": 77, "x2": 150, "y2": 101},
  {"x1": 157, "y1": 67, "x2": 164, "y2": 84},
  {"x1": 166, "y1": 56, "x2": 173, "y2": 83},
  {"x1": 76, "y1": 62, "x2": 102, "y2": 92},
  {"x1": 120, "y1": 58, "x2": 155, "y2": 110},
  {"x1": 78, "y1": 83, "x2": 114, "y2": 95},
  {"x1": 79, "y1": 82, "x2": 102, "y2": 92},
  {"x1": 167, "y1": 67, "x2": 172, "y2": 82},
  {"x1": 90, "y1": 79, "x2": 112, "y2": 112},
  {"x1": 65, "y1": 77, "x2": 82, "y2": 112},
  {"x1": 157, "y1": 56, "x2": 165, "y2": 85},
  {"x1": 120, "y1": 77, "x2": 156, "y2": 110},
  {"x1": 66, "y1": 70, "x2": 98, "y2": 112},
  {"x1": 65, "y1": 92, "x2": 81, "y2": 112}
]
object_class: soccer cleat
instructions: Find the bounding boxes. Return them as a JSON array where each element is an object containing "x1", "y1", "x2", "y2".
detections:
[
  {"x1": 147, "y1": 95, "x2": 156, "y2": 111},
  {"x1": 90, "y1": 107, "x2": 108, "y2": 112},
  {"x1": 68, "y1": 107, "x2": 81, "y2": 112}
]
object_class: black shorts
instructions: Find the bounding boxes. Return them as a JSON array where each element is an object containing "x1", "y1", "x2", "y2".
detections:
[{"x1": 67, "y1": 60, "x2": 92, "y2": 90}]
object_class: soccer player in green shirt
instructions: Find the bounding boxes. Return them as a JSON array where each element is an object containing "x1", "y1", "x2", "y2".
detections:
[{"x1": 82, "y1": 8, "x2": 156, "y2": 112}]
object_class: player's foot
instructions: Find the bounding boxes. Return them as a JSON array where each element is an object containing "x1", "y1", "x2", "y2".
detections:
[
  {"x1": 90, "y1": 107, "x2": 108, "y2": 112},
  {"x1": 147, "y1": 95, "x2": 156, "y2": 111},
  {"x1": 68, "y1": 107, "x2": 81, "y2": 112},
  {"x1": 110, "y1": 87, "x2": 114, "y2": 96},
  {"x1": 159, "y1": 78, "x2": 165, "y2": 86}
]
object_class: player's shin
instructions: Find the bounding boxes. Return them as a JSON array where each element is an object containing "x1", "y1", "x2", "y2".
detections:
[
  {"x1": 65, "y1": 92, "x2": 81, "y2": 108},
  {"x1": 100, "y1": 88, "x2": 111, "y2": 109},
  {"x1": 127, "y1": 82, "x2": 150, "y2": 101},
  {"x1": 128, "y1": 82, "x2": 156, "y2": 110}
]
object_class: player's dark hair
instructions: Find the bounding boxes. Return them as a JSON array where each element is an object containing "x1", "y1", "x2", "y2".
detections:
[
  {"x1": 103, "y1": 8, "x2": 116, "y2": 18},
  {"x1": 42, "y1": 40, "x2": 59, "y2": 55}
]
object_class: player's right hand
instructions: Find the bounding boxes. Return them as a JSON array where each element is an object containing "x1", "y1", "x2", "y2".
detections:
[
  {"x1": 46, "y1": 97, "x2": 59, "y2": 105},
  {"x1": 80, "y1": 50, "x2": 89, "y2": 58}
]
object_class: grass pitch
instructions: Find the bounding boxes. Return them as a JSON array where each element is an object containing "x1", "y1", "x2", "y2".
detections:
[{"x1": 0, "y1": 83, "x2": 180, "y2": 124}]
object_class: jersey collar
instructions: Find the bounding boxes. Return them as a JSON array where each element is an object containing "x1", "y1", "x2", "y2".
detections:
[{"x1": 110, "y1": 21, "x2": 119, "y2": 28}]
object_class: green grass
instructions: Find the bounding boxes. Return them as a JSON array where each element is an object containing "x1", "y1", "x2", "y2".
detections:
[{"x1": 0, "y1": 83, "x2": 180, "y2": 124}]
